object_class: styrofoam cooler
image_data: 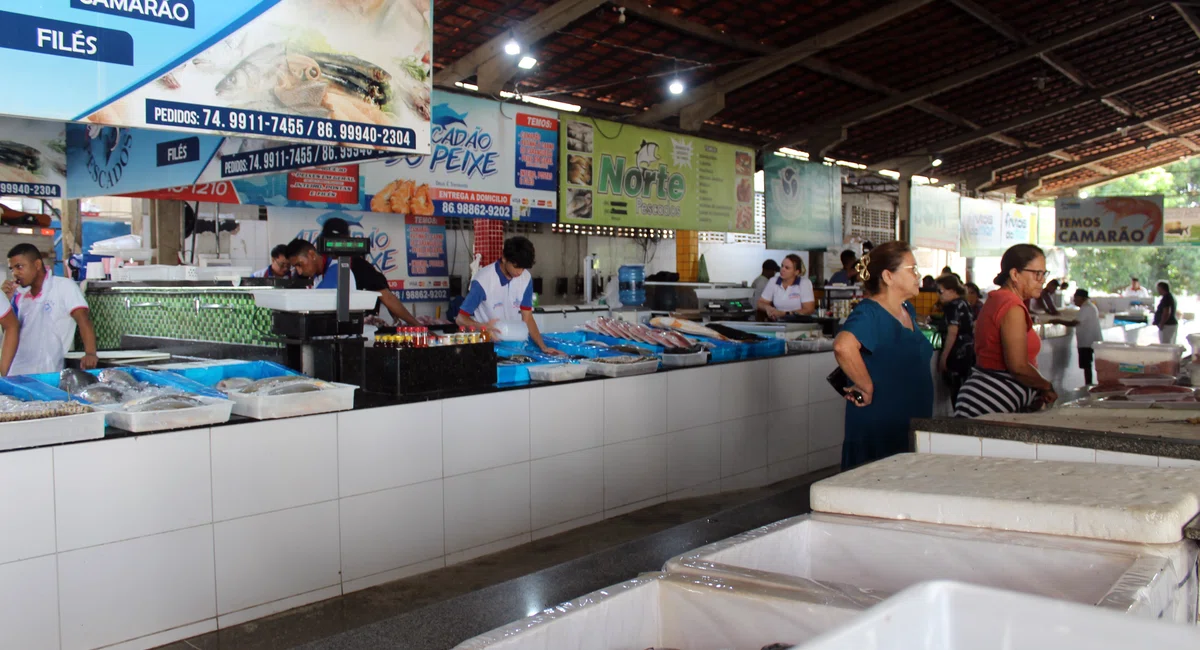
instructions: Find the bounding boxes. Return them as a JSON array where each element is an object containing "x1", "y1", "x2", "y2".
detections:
[
  {"x1": 1092, "y1": 342, "x2": 1184, "y2": 382},
  {"x1": 454, "y1": 573, "x2": 877, "y2": 650},
  {"x1": 664, "y1": 512, "x2": 1197, "y2": 622},
  {"x1": 163, "y1": 361, "x2": 357, "y2": 419},
  {"x1": 793, "y1": 581, "x2": 1200, "y2": 650}
]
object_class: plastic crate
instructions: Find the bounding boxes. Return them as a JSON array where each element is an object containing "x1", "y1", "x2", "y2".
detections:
[
  {"x1": 27, "y1": 367, "x2": 226, "y2": 401},
  {"x1": 1094, "y1": 342, "x2": 1184, "y2": 383}
]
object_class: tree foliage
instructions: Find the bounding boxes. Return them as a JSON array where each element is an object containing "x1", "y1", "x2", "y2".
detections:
[
  {"x1": 1067, "y1": 246, "x2": 1200, "y2": 296},
  {"x1": 1089, "y1": 158, "x2": 1200, "y2": 208}
]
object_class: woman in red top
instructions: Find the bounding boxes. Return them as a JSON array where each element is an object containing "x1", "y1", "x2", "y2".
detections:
[{"x1": 955, "y1": 244, "x2": 1058, "y2": 417}]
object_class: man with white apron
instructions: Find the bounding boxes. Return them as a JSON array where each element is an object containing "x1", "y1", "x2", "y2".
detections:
[
  {"x1": 456, "y1": 236, "x2": 562, "y2": 356},
  {"x1": 3, "y1": 244, "x2": 98, "y2": 375}
]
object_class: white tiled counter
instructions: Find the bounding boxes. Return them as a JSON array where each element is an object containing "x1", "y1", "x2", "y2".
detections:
[{"x1": 0, "y1": 353, "x2": 841, "y2": 650}]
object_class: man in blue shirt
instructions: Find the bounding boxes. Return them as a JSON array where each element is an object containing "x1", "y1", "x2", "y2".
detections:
[
  {"x1": 285, "y1": 239, "x2": 357, "y2": 291},
  {"x1": 456, "y1": 236, "x2": 561, "y2": 355},
  {"x1": 827, "y1": 250, "x2": 858, "y2": 285},
  {"x1": 251, "y1": 244, "x2": 293, "y2": 279}
]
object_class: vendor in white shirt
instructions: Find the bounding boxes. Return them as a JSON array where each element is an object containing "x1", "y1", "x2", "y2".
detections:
[
  {"x1": 757, "y1": 253, "x2": 816, "y2": 320},
  {"x1": 1072, "y1": 289, "x2": 1103, "y2": 385},
  {"x1": 2, "y1": 244, "x2": 98, "y2": 375},
  {"x1": 1119, "y1": 276, "x2": 1151, "y2": 299},
  {"x1": 455, "y1": 236, "x2": 562, "y2": 356}
]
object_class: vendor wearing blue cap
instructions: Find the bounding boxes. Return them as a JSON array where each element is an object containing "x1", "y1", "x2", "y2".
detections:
[{"x1": 456, "y1": 236, "x2": 562, "y2": 356}]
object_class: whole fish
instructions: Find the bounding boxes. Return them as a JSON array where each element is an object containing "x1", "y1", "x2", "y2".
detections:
[
  {"x1": 215, "y1": 43, "x2": 288, "y2": 99},
  {"x1": 98, "y1": 368, "x2": 138, "y2": 387},
  {"x1": 216, "y1": 377, "x2": 254, "y2": 392},
  {"x1": 123, "y1": 395, "x2": 205, "y2": 412},
  {"x1": 264, "y1": 382, "x2": 326, "y2": 396},
  {"x1": 0, "y1": 141, "x2": 40, "y2": 173},
  {"x1": 78, "y1": 385, "x2": 125, "y2": 405},
  {"x1": 59, "y1": 368, "x2": 98, "y2": 393},
  {"x1": 239, "y1": 375, "x2": 317, "y2": 394},
  {"x1": 649, "y1": 316, "x2": 730, "y2": 341}
]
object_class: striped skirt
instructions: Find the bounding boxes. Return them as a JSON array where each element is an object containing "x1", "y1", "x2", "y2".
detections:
[{"x1": 954, "y1": 367, "x2": 1038, "y2": 418}]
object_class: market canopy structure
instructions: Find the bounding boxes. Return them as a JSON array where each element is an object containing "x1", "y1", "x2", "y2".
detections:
[{"x1": 430, "y1": 0, "x2": 1200, "y2": 198}]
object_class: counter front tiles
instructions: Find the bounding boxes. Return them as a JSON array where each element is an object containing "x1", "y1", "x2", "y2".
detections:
[
  {"x1": 339, "y1": 479, "x2": 444, "y2": 584},
  {"x1": 0, "y1": 448, "x2": 56, "y2": 565},
  {"x1": 530, "y1": 447, "x2": 604, "y2": 531},
  {"x1": 443, "y1": 390, "x2": 531, "y2": 477},
  {"x1": 443, "y1": 462, "x2": 531, "y2": 555},
  {"x1": 719, "y1": 359, "x2": 770, "y2": 421},
  {"x1": 604, "y1": 373, "x2": 668, "y2": 444},
  {"x1": 769, "y1": 354, "x2": 811, "y2": 412},
  {"x1": 0, "y1": 555, "x2": 59, "y2": 650},
  {"x1": 338, "y1": 402, "x2": 442, "y2": 497},
  {"x1": 720, "y1": 414, "x2": 769, "y2": 478},
  {"x1": 666, "y1": 366, "x2": 722, "y2": 433},
  {"x1": 666, "y1": 423, "x2": 723, "y2": 494},
  {"x1": 530, "y1": 381, "x2": 604, "y2": 459},
  {"x1": 604, "y1": 434, "x2": 669, "y2": 510},
  {"x1": 767, "y1": 405, "x2": 809, "y2": 465}
]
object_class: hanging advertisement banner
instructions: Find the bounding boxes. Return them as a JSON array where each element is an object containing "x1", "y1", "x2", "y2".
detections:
[
  {"x1": 1163, "y1": 207, "x2": 1200, "y2": 245},
  {"x1": 266, "y1": 207, "x2": 448, "y2": 301},
  {"x1": 559, "y1": 115, "x2": 754, "y2": 231},
  {"x1": 286, "y1": 165, "x2": 358, "y2": 204},
  {"x1": 1054, "y1": 196, "x2": 1164, "y2": 246},
  {"x1": 1002, "y1": 202, "x2": 1035, "y2": 247},
  {"x1": 404, "y1": 214, "x2": 447, "y2": 278},
  {"x1": 0, "y1": 117, "x2": 66, "y2": 199},
  {"x1": 910, "y1": 185, "x2": 960, "y2": 251},
  {"x1": 3, "y1": 0, "x2": 432, "y2": 152},
  {"x1": 958, "y1": 197, "x2": 1003, "y2": 257},
  {"x1": 763, "y1": 156, "x2": 841, "y2": 250},
  {"x1": 1037, "y1": 206, "x2": 1056, "y2": 247}
]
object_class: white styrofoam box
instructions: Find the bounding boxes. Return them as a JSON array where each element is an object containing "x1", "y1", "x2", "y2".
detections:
[
  {"x1": 0, "y1": 555, "x2": 59, "y2": 650},
  {"x1": 719, "y1": 360, "x2": 770, "y2": 421},
  {"x1": 809, "y1": 446, "x2": 841, "y2": 471},
  {"x1": 666, "y1": 366, "x2": 722, "y2": 433},
  {"x1": 807, "y1": 352, "x2": 839, "y2": 404},
  {"x1": 769, "y1": 354, "x2": 812, "y2": 412},
  {"x1": 443, "y1": 391, "x2": 530, "y2": 477},
  {"x1": 721, "y1": 414, "x2": 769, "y2": 478},
  {"x1": 769, "y1": 455, "x2": 810, "y2": 483},
  {"x1": 603, "y1": 373, "x2": 667, "y2": 444},
  {"x1": 53, "y1": 429, "x2": 212, "y2": 552},
  {"x1": 531, "y1": 447, "x2": 604, "y2": 531},
  {"x1": 0, "y1": 448, "x2": 55, "y2": 565},
  {"x1": 0, "y1": 410, "x2": 106, "y2": 452},
  {"x1": 604, "y1": 435, "x2": 668, "y2": 510},
  {"x1": 339, "y1": 479, "x2": 445, "y2": 583},
  {"x1": 1036, "y1": 443, "x2": 1095, "y2": 463},
  {"x1": 213, "y1": 501, "x2": 341, "y2": 616},
  {"x1": 529, "y1": 381, "x2": 604, "y2": 460},
  {"x1": 980, "y1": 437, "x2": 1037, "y2": 460},
  {"x1": 105, "y1": 397, "x2": 232, "y2": 433},
  {"x1": 666, "y1": 423, "x2": 723, "y2": 493},
  {"x1": 211, "y1": 415, "x2": 338, "y2": 522},
  {"x1": 807, "y1": 398, "x2": 845, "y2": 452},
  {"x1": 443, "y1": 462, "x2": 532, "y2": 554},
  {"x1": 1096, "y1": 449, "x2": 1159, "y2": 467},
  {"x1": 251, "y1": 289, "x2": 380, "y2": 312},
  {"x1": 454, "y1": 573, "x2": 871, "y2": 650},
  {"x1": 666, "y1": 512, "x2": 1195, "y2": 621},
  {"x1": 768, "y1": 405, "x2": 809, "y2": 464},
  {"x1": 793, "y1": 581, "x2": 1200, "y2": 650},
  {"x1": 810, "y1": 453, "x2": 1200, "y2": 544},
  {"x1": 337, "y1": 402, "x2": 442, "y2": 498},
  {"x1": 928, "y1": 432, "x2": 981, "y2": 456},
  {"x1": 229, "y1": 382, "x2": 356, "y2": 420},
  {"x1": 58, "y1": 525, "x2": 216, "y2": 650}
]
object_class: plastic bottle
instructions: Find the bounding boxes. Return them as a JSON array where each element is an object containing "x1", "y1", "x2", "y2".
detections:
[{"x1": 618, "y1": 264, "x2": 646, "y2": 307}]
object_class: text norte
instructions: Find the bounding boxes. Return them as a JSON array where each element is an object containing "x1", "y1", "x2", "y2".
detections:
[
  {"x1": 597, "y1": 155, "x2": 685, "y2": 201},
  {"x1": 389, "y1": 127, "x2": 497, "y2": 178}
]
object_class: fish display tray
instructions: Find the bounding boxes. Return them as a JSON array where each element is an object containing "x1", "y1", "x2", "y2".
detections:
[
  {"x1": 526, "y1": 363, "x2": 588, "y2": 383},
  {"x1": 581, "y1": 357, "x2": 660, "y2": 377},
  {"x1": 791, "y1": 581, "x2": 1200, "y2": 650},
  {"x1": 252, "y1": 289, "x2": 380, "y2": 313},
  {"x1": 0, "y1": 410, "x2": 107, "y2": 452},
  {"x1": 229, "y1": 383, "x2": 357, "y2": 420},
  {"x1": 660, "y1": 349, "x2": 708, "y2": 367},
  {"x1": 105, "y1": 397, "x2": 233, "y2": 433}
]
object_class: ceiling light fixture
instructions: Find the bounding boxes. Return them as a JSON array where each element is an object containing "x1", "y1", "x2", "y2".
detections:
[
  {"x1": 504, "y1": 33, "x2": 521, "y2": 56},
  {"x1": 669, "y1": 79, "x2": 684, "y2": 95},
  {"x1": 518, "y1": 56, "x2": 537, "y2": 69},
  {"x1": 931, "y1": 157, "x2": 943, "y2": 167}
]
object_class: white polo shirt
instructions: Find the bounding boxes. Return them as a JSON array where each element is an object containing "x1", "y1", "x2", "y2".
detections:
[
  {"x1": 9, "y1": 274, "x2": 89, "y2": 376},
  {"x1": 460, "y1": 261, "x2": 533, "y2": 324},
  {"x1": 760, "y1": 276, "x2": 815, "y2": 312}
]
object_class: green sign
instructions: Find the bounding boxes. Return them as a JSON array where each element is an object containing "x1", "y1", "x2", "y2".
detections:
[
  {"x1": 560, "y1": 116, "x2": 755, "y2": 231},
  {"x1": 763, "y1": 156, "x2": 842, "y2": 250}
]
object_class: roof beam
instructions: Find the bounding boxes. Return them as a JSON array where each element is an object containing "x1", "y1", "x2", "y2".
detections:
[
  {"x1": 1030, "y1": 150, "x2": 1198, "y2": 198},
  {"x1": 947, "y1": 0, "x2": 1093, "y2": 88},
  {"x1": 610, "y1": 0, "x2": 774, "y2": 54},
  {"x1": 768, "y1": 4, "x2": 1152, "y2": 151},
  {"x1": 1023, "y1": 128, "x2": 1200, "y2": 183},
  {"x1": 631, "y1": 0, "x2": 934, "y2": 126},
  {"x1": 1176, "y1": 3, "x2": 1200, "y2": 39},
  {"x1": 433, "y1": 0, "x2": 608, "y2": 90},
  {"x1": 1083, "y1": 162, "x2": 1120, "y2": 175},
  {"x1": 871, "y1": 58, "x2": 1200, "y2": 174}
]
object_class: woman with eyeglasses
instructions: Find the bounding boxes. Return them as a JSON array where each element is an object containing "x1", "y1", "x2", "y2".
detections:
[
  {"x1": 955, "y1": 244, "x2": 1058, "y2": 417},
  {"x1": 832, "y1": 241, "x2": 934, "y2": 471}
]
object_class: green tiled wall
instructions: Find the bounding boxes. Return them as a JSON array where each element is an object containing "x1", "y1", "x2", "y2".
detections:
[{"x1": 87, "y1": 291, "x2": 278, "y2": 349}]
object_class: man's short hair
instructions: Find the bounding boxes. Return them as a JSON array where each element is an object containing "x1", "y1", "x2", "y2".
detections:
[
  {"x1": 321, "y1": 218, "x2": 351, "y2": 238},
  {"x1": 1131, "y1": 276, "x2": 1139, "y2": 282},
  {"x1": 1075, "y1": 289, "x2": 1089, "y2": 299},
  {"x1": 503, "y1": 236, "x2": 536, "y2": 269},
  {"x1": 270, "y1": 244, "x2": 288, "y2": 259},
  {"x1": 840, "y1": 250, "x2": 856, "y2": 265},
  {"x1": 7, "y1": 243, "x2": 40, "y2": 261},
  {"x1": 761, "y1": 259, "x2": 780, "y2": 273},
  {"x1": 284, "y1": 239, "x2": 316, "y2": 259}
]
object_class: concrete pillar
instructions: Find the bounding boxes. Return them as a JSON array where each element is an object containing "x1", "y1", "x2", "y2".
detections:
[
  {"x1": 150, "y1": 200, "x2": 183, "y2": 265},
  {"x1": 60, "y1": 199, "x2": 82, "y2": 263},
  {"x1": 898, "y1": 174, "x2": 913, "y2": 243}
]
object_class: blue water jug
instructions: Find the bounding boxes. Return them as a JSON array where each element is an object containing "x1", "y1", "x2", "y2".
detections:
[{"x1": 618, "y1": 264, "x2": 646, "y2": 307}]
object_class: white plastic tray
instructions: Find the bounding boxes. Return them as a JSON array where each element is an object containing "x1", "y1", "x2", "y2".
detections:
[
  {"x1": 227, "y1": 383, "x2": 356, "y2": 420},
  {"x1": 454, "y1": 572, "x2": 875, "y2": 650},
  {"x1": 660, "y1": 349, "x2": 707, "y2": 367},
  {"x1": 664, "y1": 512, "x2": 1197, "y2": 622},
  {"x1": 0, "y1": 410, "x2": 107, "y2": 452},
  {"x1": 1126, "y1": 389, "x2": 1195, "y2": 402},
  {"x1": 792, "y1": 581, "x2": 1200, "y2": 650},
  {"x1": 526, "y1": 364, "x2": 588, "y2": 383},
  {"x1": 1118, "y1": 376, "x2": 1179, "y2": 386},
  {"x1": 582, "y1": 358, "x2": 660, "y2": 377},
  {"x1": 105, "y1": 397, "x2": 233, "y2": 433},
  {"x1": 252, "y1": 289, "x2": 379, "y2": 312}
]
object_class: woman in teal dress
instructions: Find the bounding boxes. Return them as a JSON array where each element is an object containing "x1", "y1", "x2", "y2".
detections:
[{"x1": 832, "y1": 241, "x2": 934, "y2": 471}]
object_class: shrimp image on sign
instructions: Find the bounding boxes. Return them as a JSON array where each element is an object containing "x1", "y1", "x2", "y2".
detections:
[
  {"x1": 1097, "y1": 197, "x2": 1164, "y2": 244},
  {"x1": 84, "y1": 0, "x2": 433, "y2": 151},
  {"x1": 370, "y1": 179, "x2": 435, "y2": 215}
]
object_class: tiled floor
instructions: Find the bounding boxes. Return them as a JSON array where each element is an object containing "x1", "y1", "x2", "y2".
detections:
[{"x1": 160, "y1": 467, "x2": 836, "y2": 650}]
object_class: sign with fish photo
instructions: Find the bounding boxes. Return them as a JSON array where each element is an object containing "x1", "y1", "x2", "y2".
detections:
[
  {"x1": 559, "y1": 116, "x2": 755, "y2": 232},
  {"x1": 763, "y1": 156, "x2": 841, "y2": 250},
  {"x1": 1054, "y1": 195, "x2": 1165, "y2": 247},
  {"x1": 2, "y1": 0, "x2": 432, "y2": 153},
  {"x1": 0, "y1": 117, "x2": 67, "y2": 199}
]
